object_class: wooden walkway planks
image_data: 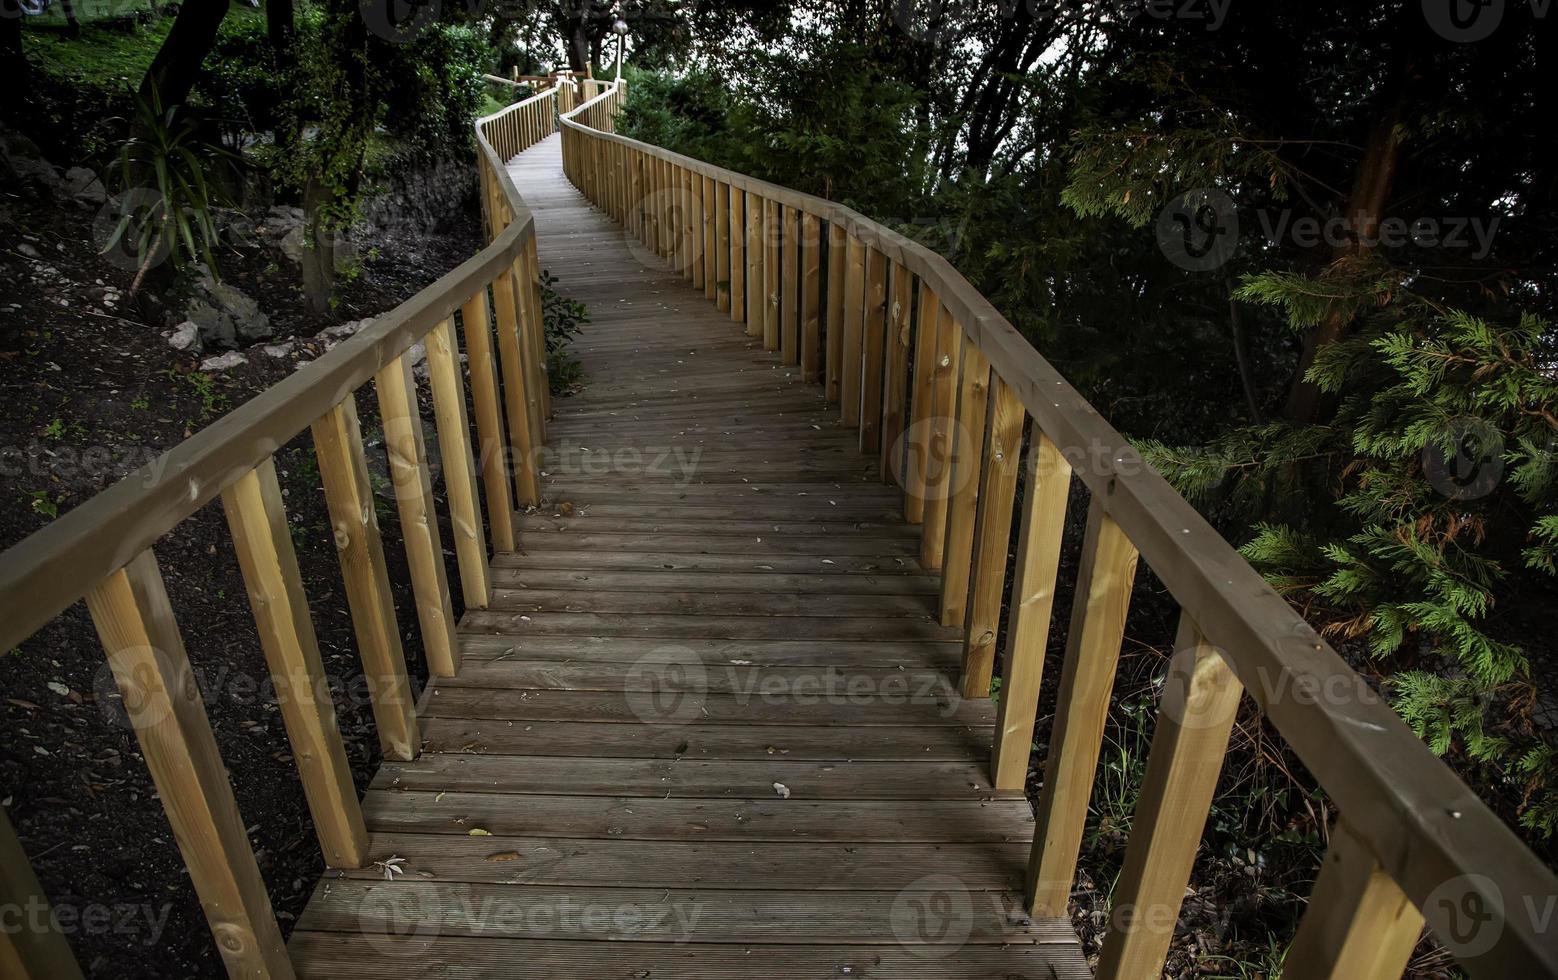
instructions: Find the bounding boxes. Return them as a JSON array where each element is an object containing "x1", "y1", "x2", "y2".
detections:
[{"x1": 288, "y1": 134, "x2": 1088, "y2": 979}]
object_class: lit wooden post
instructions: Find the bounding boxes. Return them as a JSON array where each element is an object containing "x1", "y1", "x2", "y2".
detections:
[
  {"x1": 960, "y1": 374, "x2": 1023, "y2": 694},
  {"x1": 880, "y1": 262, "x2": 914, "y2": 483},
  {"x1": 744, "y1": 192, "x2": 763, "y2": 336},
  {"x1": 763, "y1": 198, "x2": 781, "y2": 350},
  {"x1": 729, "y1": 187, "x2": 746, "y2": 323},
  {"x1": 702, "y1": 174, "x2": 717, "y2": 302},
  {"x1": 919, "y1": 303, "x2": 962, "y2": 568},
  {"x1": 491, "y1": 269, "x2": 541, "y2": 507},
  {"x1": 458, "y1": 289, "x2": 517, "y2": 553},
  {"x1": 715, "y1": 181, "x2": 732, "y2": 313},
  {"x1": 936, "y1": 334, "x2": 992, "y2": 625},
  {"x1": 800, "y1": 213, "x2": 823, "y2": 383},
  {"x1": 85, "y1": 551, "x2": 295, "y2": 978},
  {"x1": 1026, "y1": 497, "x2": 1139, "y2": 916},
  {"x1": 425, "y1": 318, "x2": 493, "y2": 609},
  {"x1": 781, "y1": 205, "x2": 800, "y2": 365},
  {"x1": 0, "y1": 808, "x2": 85, "y2": 980},
  {"x1": 858, "y1": 246, "x2": 888, "y2": 453},
  {"x1": 904, "y1": 282, "x2": 941, "y2": 524}
]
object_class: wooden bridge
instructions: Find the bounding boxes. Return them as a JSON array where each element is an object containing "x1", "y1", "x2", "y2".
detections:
[{"x1": 0, "y1": 79, "x2": 1554, "y2": 979}]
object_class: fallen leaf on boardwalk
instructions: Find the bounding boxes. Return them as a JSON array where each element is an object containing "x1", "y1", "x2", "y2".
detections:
[
  {"x1": 468, "y1": 828, "x2": 492, "y2": 836},
  {"x1": 772, "y1": 782, "x2": 790, "y2": 799},
  {"x1": 486, "y1": 851, "x2": 522, "y2": 862}
]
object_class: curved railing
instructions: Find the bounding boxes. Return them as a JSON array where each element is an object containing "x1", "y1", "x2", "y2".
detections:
[
  {"x1": 0, "y1": 85, "x2": 562, "y2": 979},
  {"x1": 559, "y1": 83, "x2": 1558, "y2": 978}
]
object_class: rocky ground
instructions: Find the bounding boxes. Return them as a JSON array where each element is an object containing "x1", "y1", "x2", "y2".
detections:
[{"x1": 0, "y1": 127, "x2": 485, "y2": 978}]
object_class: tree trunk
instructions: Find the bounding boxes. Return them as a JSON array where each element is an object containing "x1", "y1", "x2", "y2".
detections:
[
  {"x1": 1281, "y1": 95, "x2": 1406, "y2": 424},
  {"x1": 0, "y1": 1, "x2": 25, "y2": 102},
  {"x1": 138, "y1": 0, "x2": 229, "y2": 106},
  {"x1": 59, "y1": 0, "x2": 81, "y2": 37},
  {"x1": 301, "y1": 177, "x2": 336, "y2": 315}
]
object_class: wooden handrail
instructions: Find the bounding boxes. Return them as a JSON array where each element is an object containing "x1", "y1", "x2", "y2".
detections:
[
  {"x1": 0, "y1": 82, "x2": 562, "y2": 978},
  {"x1": 559, "y1": 83, "x2": 1558, "y2": 977}
]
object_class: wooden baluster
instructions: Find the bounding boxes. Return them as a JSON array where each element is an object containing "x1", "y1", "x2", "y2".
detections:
[
  {"x1": 426, "y1": 318, "x2": 493, "y2": 609},
  {"x1": 662, "y1": 159, "x2": 674, "y2": 262},
  {"x1": 1282, "y1": 819, "x2": 1425, "y2": 980},
  {"x1": 904, "y1": 282, "x2": 941, "y2": 523},
  {"x1": 936, "y1": 333, "x2": 992, "y2": 624},
  {"x1": 309, "y1": 395, "x2": 421, "y2": 762},
  {"x1": 703, "y1": 174, "x2": 717, "y2": 302},
  {"x1": 85, "y1": 551, "x2": 295, "y2": 978},
  {"x1": 491, "y1": 269, "x2": 540, "y2": 506},
  {"x1": 729, "y1": 186, "x2": 745, "y2": 323},
  {"x1": 222, "y1": 459, "x2": 378, "y2": 861},
  {"x1": 716, "y1": 181, "x2": 732, "y2": 313},
  {"x1": 521, "y1": 238, "x2": 552, "y2": 425},
  {"x1": 801, "y1": 213, "x2": 823, "y2": 383},
  {"x1": 376, "y1": 352, "x2": 461, "y2": 677},
  {"x1": 825, "y1": 221, "x2": 847, "y2": 404},
  {"x1": 781, "y1": 204, "x2": 800, "y2": 365},
  {"x1": 880, "y1": 262, "x2": 914, "y2": 483},
  {"x1": 690, "y1": 170, "x2": 705, "y2": 291},
  {"x1": 920, "y1": 302, "x2": 962, "y2": 567},
  {"x1": 960, "y1": 374, "x2": 1022, "y2": 693},
  {"x1": 745, "y1": 192, "x2": 763, "y2": 336},
  {"x1": 840, "y1": 234, "x2": 866, "y2": 426},
  {"x1": 0, "y1": 808, "x2": 85, "y2": 980},
  {"x1": 763, "y1": 198, "x2": 781, "y2": 351},
  {"x1": 991, "y1": 430, "x2": 1071, "y2": 789},
  {"x1": 1026, "y1": 497, "x2": 1139, "y2": 916},
  {"x1": 459, "y1": 289, "x2": 516, "y2": 553},
  {"x1": 859, "y1": 246, "x2": 888, "y2": 453},
  {"x1": 1097, "y1": 615, "x2": 1242, "y2": 979}
]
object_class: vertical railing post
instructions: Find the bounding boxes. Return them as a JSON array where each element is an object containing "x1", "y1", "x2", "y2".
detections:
[
  {"x1": 880, "y1": 262, "x2": 914, "y2": 483},
  {"x1": 0, "y1": 808, "x2": 85, "y2": 980},
  {"x1": 491, "y1": 268, "x2": 541, "y2": 507},
  {"x1": 520, "y1": 237, "x2": 553, "y2": 425},
  {"x1": 859, "y1": 246, "x2": 888, "y2": 453},
  {"x1": 801, "y1": 212, "x2": 823, "y2": 383},
  {"x1": 309, "y1": 397, "x2": 422, "y2": 761},
  {"x1": 990, "y1": 430, "x2": 1072, "y2": 789},
  {"x1": 825, "y1": 221, "x2": 847, "y2": 404},
  {"x1": 1282, "y1": 819, "x2": 1426, "y2": 980},
  {"x1": 960, "y1": 374, "x2": 1023, "y2": 694},
  {"x1": 1096, "y1": 615, "x2": 1242, "y2": 979},
  {"x1": 426, "y1": 318, "x2": 493, "y2": 609},
  {"x1": 840, "y1": 234, "x2": 866, "y2": 426},
  {"x1": 458, "y1": 289, "x2": 517, "y2": 553},
  {"x1": 763, "y1": 197, "x2": 781, "y2": 350},
  {"x1": 702, "y1": 174, "x2": 717, "y2": 302},
  {"x1": 781, "y1": 204, "x2": 800, "y2": 365},
  {"x1": 376, "y1": 351, "x2": 461, "y2": 677},
  {"x1": 85, "y1": 551, "x2": 295, "y2": 979},
  {"x1": 1026, "y1": 496, "x2": 1140, "y2": 916},
  {"x1": 744, "y1": 192, "x2": 763, "y2": 336},
  {"x1": 904, "y1": 282, "x2": 941, "y2": 524},
  {"x1": 716, "y1": 181, "x2": 732, "y2": 313},
  {"x1": 937, "y1": 333, "x2": 992, "y2": 624},
  {"x1": 919, "y1": 301, "x2": 962, "y2": 567},
  {"x1": 729, "y1": 186, "x2": 745, "y2": 323},
  {"x1": 689, "y1": 169, "x2": 705, "y2": 292}
]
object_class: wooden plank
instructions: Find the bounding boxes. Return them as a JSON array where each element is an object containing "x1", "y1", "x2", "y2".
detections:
[
  {"x1": 84, "y1": 551, "x2": 294, "y2": 979},
  {"x1": 727, "y1": 183, "x2": 745, "y2": 322},
  {"x1": 991, "y1": 431, "x2": 1072, "y2": 790},
  {"x1": 960, "y1": 375, "x2": 1023, "y2": 697},
  {"x1": 781, "y1": 204, "x2": 800, "y2": 364},
  {"x1": 1283, "y1": 819, "x2": 1426, "y2": 980},
  {"x1": 414, "y1": 720, "x2": 985, "y2": 761},
  {"x1": 690, "y1": 169, "x2": 705, "y2": 291},
  {"x1": 488, "y1": 588, "x2": 935, "y2": 618},
  {"x1": 489, "y1": 269, "x2": 540, "y2": 506},
  {"x1": 920, "y1": 302, "x2": 962, "y2": 567},
  {"x1": 825, "y1": 221, "x2": 846, "y2": 403},
  {"x1": 458, "y1": 289, "x2": 516, "y2": 552},
  {"x1": 859, "y1": 246, "x2": 888, "y2": 453},
  {"x1": 376, "y1": 351, "x2": 461, "y2": 676},
  {"x1": 491, "y1": 568, "x2": 936, "y2": 595},
  {"x1": 840, "y1": 234, "x2": 865, "y2": 426},
  {"x1": 800, "y1": 212, "x2": 823, "y2": 383},
  {"x1": 0, "y1": 808, "x2": 84, "y2": 980},
  {"x1": 703, "y1": 174, "x2": 717, "y2": 301},
  {"x1": 1096, "y1": 615, "x2": 1242, "y2": 979},
  {"x1": 440, "y1": 658, "x2": 953, "y2": 692},
  {"x1": 904, "y1": 281, "x2": 940, "y2": 523},
  {"x1": 745, "y1": 190, "x2": 763, "y2": 336},
  {"x1": 763, "y1": 197, "x2": 781, "y2": 351},
  {"x1": 288, "y1": 934, "x2": 1090, "y2": 978},
  {"x1": 457, "y1": 634, "x2": 962, "y2": 669},
  {"x1": 310, "y1": 395, "x2": 421, "y2": 761},
  {"x1": 1026, "y1": 498, "x2": 1139, "y2": 916},
  {"x1": 715, "y1": 180, "x2": 731, "y2": 312},
  {"x1": 881, "y1": 261, "x2": 914, "y2": 484},
  {"x1": 459, "y1": 611, "x2": 958, "y2": 642},
  {"x1": 221, "y1": 459, "x2": 373, "y2": 866},
  {"x1": 363, "y1": 791, "x2": 1027, "y2": 841},
  {"x1": 426, "y1": 318, "x2": 493, "y2": 609},
  {"x1": 937, "y1": 334, "x2": 992, "y2": 626}
]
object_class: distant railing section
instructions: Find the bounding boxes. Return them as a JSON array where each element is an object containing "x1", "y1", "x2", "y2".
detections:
[
  {"x1": 0, "y1": 82, "x2": 559, "y2": 979},
  {"x1": 558, "y1": 82, "x2": 1558, "y2": 980}
]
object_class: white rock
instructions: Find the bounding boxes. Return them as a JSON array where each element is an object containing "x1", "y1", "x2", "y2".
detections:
[
  {"x1": 18, "y1": 243, "x2": 39, "y2": 258},
  {"x1": 169, "y1": 321, "x2": 199, "y2": 350},
  {"x1": 262, "y1": 341, "x2": 296, "y2": 358},
  {"x1": 200, "y1": 352, "x2": 248, "y2": 371}
]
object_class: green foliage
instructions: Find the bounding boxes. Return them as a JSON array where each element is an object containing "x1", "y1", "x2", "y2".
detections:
[
  {"x1": 539, "y1": 270, "x2": 586, "y2": 395},
  {"x1": 108, "y1": 86, "x2": 240, "y2": 292}
]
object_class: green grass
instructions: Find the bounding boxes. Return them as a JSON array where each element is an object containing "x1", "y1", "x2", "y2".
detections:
[
  {"x1": 23, "y1": 18, "x2": 172, "y2": 87},
  {"x1": 27, "y1": 0, "x2": 157, "y2": 29}
]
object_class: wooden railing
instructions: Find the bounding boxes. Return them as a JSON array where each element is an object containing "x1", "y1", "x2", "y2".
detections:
[
  {"x1": 559, "y1": 83, "x2": 1558, "y2": 979},
  {"x1": 0, "y1": 87, "x2": 561, "y2": 979}
]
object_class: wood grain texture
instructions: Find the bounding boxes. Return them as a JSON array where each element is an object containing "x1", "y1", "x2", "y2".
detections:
[
  {"x1": 458, "y1": 289, "x2": 516, "y2": 552},
  {"x1": 960, "y1": 374, "x2": 1022, "y2": 697},
  {"x1": 426, "y1": 318, "x2": 493, "y2": 609},
  {"x1": 937, "y1": 334, "x2": 992, "y2": 626},
  {"x1": 0, "y1": 808, "x2": 84, "y2": 980}
]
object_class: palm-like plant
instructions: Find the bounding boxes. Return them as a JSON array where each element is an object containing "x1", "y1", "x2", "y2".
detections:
[{"x1": 105, "y1": 86, "x2": 240, "y2": 296}]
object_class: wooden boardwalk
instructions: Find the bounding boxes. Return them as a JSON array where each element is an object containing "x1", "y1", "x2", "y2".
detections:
[{"x1": 287, "y1": 135, "x2": 1088, "y2": 977}]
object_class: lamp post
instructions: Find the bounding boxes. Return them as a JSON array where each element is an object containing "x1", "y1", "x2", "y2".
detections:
[{"x1": 611, "y1": 16, "x2": 629, "y2": 84}]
